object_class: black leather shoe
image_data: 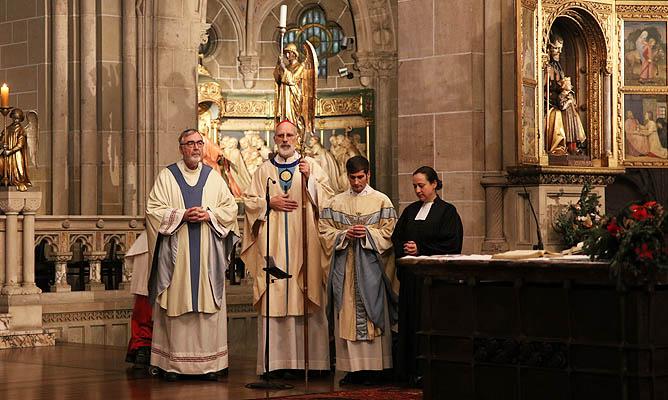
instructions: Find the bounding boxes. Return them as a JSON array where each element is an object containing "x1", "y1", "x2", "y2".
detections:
[
  {"x1": 164, "y1": 372, "x2": 179, "y2": 382},
  {"x1": 203, "y1": 372, "x2": 218, "y2": 381},
  {"x1": 219, "y1": 368, "x2": 229, "y2": 378},
  {"x1": 260, "y1": 370, "x2": 284, "y2": 380},
  {"x1": 134, "y1": 346, "x2": 151, "y2": 367},
  {"x1": 282, "y1": 370, "x2": 302, "y2": 380},
  {"x1": 339, "y1": 372, "x2": 361, "y2": 385}
]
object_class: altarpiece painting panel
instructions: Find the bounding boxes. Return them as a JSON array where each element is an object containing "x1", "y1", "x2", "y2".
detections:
[
  {"x1": 623, "y1": 21, "x2": 667, "y2": 87},
  {"x1": 618, "y1": 4, "x2": 668, "y2": 167},
  {"x1": 623, "y1": 94, "x2": 668, "y2": 160}
]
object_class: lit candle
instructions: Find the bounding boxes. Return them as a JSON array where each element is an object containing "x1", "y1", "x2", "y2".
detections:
[
  {"x1": 0, "y1": 84, "x2": 8, "y2": 108},
  {"x1": 279, "y1": 5, "x2": 287, "y2": 28}
]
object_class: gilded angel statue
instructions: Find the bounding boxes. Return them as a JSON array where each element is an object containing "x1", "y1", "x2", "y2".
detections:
[
  {"x1": 0, "y1": 108, "x2": 33, "y2": 191},
  {"x1": 274, "y1": 41, "x2": 318, "y2": 149}
]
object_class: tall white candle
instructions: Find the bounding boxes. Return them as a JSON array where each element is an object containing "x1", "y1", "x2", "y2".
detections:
[
  {"x1": 0, "y1": 84, "x2": 8, "y2": 108},
  {"x1": 279, "y1": 5, "x2": 287, "y2": 28}
]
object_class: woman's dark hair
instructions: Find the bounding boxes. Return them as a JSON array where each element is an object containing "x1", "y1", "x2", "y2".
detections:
[{"x1": 413, "y1": 166, "x2": 442, "y2": 190}]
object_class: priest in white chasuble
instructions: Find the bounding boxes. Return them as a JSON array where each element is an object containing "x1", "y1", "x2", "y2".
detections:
[
  {"x1": 319, "y1": 155, "x2": 399, "y2": 385},
  {"x1": 146, "y1": 129, "x2": 239, "y2": 381},
  {"x1": 240, "y1": 120, "x2": 334, "y2": 375}
]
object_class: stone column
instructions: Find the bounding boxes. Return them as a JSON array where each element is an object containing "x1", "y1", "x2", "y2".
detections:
[
  {"x1": 481, "y1": 0, "x2": 509, "y2": 253},
  {"x1": 137, "y1": 0, "x2": 201, "y2": 203},
  {"x1": 21, "y1": 194, "x2": 42, "y2": 294},
  {"x1": 1, "y1": 211, "x2": 20, "y2": 294},
  {"x1": 50, "y1": 252, "x2": 72, "y2": 292},
  {"x1": 80, "y1": 0, "x2": 98, "y2": 215},
  {"x1": 0, "y1": 192, "x2": 23, "y2": 294},
  {"x1": 123, "y1": 0, "x2": 139, "y2": 215},
  {"x1": 118, "y1": 250, "x2": 131, "y2": 290},
  {"x1": 85, "y1": 251, "x2": 106, "y2": 291},
  {"x1": 354, "y1": 52, "x2": 399, "y2": 203},
  {"x1": 52, "y1": 0, "x2": 69, "y2": 214},
  {"x1": 136, "y1": 1, "x2": 153, "y2": 216}
]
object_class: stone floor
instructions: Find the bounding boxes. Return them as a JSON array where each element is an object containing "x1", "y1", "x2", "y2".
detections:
[{"x1": 0, "y1": 342, "x2": 351, "y2": 400}]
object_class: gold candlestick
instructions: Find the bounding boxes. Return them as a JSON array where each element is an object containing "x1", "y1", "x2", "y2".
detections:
[{"x1": 0, "y1": 106, "x2": 12, "y2": 186}]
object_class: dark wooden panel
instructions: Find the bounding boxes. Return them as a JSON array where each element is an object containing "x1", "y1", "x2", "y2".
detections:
[
  {"x1": 522, "y1": 285, "x2": 569, "y2": 339},
  {"x1": 399, "y1": 257, "x2": 668, "y2": 400}
]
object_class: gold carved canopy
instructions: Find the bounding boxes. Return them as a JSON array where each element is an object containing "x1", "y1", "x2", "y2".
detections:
[
  {"x1": 517, "y1": 1, "x2": 668, "y2": 170},
  {"x1": 516, "y1": 0, "x2": 619, "y2": 171}
]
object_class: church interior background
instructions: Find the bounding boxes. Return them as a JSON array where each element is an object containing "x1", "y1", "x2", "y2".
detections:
[{"x1": 1, "y1": 0, "x2": 668, "y2": 396}]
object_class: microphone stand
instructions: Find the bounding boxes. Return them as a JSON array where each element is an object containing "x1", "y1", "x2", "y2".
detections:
[
  {"x1": 522, "y1": 185, "x2": 544, "y2": 250},
  {"x1": 246, "y1": 177, "x2": 293, "y2": 390}
]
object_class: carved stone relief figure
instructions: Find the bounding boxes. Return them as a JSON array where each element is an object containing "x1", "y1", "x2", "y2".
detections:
[
  {"x1": 308, "y1": 135, "x2": 347, "y2": 193},
  {"x1": 240, "y1": 131, "x2": 270, "y2": 175},
  {"x1": 220, "y1": 136, "x2": 252, "y2": 197}
]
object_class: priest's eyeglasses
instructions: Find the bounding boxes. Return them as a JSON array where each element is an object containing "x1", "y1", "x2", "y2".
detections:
[{"x1": 180, "y1": 140, "x2": 205, "y2": 148}]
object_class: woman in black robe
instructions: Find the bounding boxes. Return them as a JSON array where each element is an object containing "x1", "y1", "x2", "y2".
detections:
[
  {"x1": 392, "y1": 166, "x2": 463, "y2": 257},
  {"x1": 392, "y1": 166, "x2": 463, "y2": 386}
]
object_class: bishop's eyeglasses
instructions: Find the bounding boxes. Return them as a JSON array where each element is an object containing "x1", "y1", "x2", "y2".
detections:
[{"x1": 180, "y1": 140, "x2": 205, "y2": 148}]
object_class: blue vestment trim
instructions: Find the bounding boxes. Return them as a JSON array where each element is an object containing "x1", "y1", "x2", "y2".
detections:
[{"x1": 166, "y1": 163, "x2": 213, "y2": 313}]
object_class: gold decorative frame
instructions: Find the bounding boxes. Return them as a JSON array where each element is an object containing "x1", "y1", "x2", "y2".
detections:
[
  {"x1": 218, "y1": 92, "x2": 371, "y2": 119},
  {"x1": 616, "y1": 3, "x2": 668, "y2": 167},
  {"x1": 543, "y1": 1, "x2": 612, "y2": 164},
  {"x1": 517, "y1": 0, "x2": 540, "y2": 165},
  {"x1": 215, "y1": 89, "x2": 375, "y2": 161},
  {"x1": 517, "y1": 0, "x2": 615, "y2": 168}
]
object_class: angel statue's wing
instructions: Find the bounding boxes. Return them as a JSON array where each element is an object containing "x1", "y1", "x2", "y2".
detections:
[
  {"x1": 301, "y1": 40, "x2": 318, "y2": 138},
  {"x1": 25, "y1": 110, "x2": 38, "y2": 167}
]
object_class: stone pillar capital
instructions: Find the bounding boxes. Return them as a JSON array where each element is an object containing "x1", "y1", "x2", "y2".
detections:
[
  {"x1": 0, "y1": 189, "x2": 42, "y2": 214},
  {"x1": 353, "y1": 52, "x2": 397, "y2": 86},
  {"x1": 480, "y1": 173, "x2": 508, "y2": 188},
  {"x1": 84, "y1": 251, "x2": 107, "y2": 262},
  {"x1": 51, "y1": 252, "x2": 73, "y2": 263},
  {"x1": 238, "y1": 55, "x2": 259, "y2": 89},
  {"x1": 200, "y1": 22, "x2": 212, "y2": 47}
]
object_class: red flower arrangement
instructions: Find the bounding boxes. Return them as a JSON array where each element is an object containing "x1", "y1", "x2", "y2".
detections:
[{"x1": 584, "y1": 200, "x2": 668, "y2": 278}]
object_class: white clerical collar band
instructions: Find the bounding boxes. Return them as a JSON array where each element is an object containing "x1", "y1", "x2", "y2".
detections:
[{"x1": 350, "y1": 185, "x2": 373, "y2": 196}]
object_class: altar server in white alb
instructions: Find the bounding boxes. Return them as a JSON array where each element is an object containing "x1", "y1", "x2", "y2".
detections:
[
  {"x1": 146, "y1": 128, "x2": 239, "y2": 381},
  {"x1": 319, "y1": 155, "x2": 399, "y2": 385}
]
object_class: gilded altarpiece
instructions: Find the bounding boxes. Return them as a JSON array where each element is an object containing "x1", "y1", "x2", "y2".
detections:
[
  {"x1": 509, "y1": 0, "x2": 624, "y2": 251},
  {"x1": 214, "y1": 90, "x2": 375, "y2": 163},
  {"x1": 516, "y1": 0, "x2": 617, "y2": 168},
  {"x1": 197, "y1": 74, "x2": 375, "y2": 198}
]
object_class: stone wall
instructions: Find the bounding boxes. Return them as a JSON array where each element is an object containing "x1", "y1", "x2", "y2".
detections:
[
  {"x1": 0, "y1": 0, "x2": 203, "y2": 215},
  {"x1": 397, "y1": 0, "x2": 486, "y2": 253},
  {"x1": 201, "y1": 0, "x2": 361, "y2": 93},
  {"x1": 0, "y1": 0, "x2": 50, "y2": 212},
  {"x1": 0, "y1": 0, "x2": 398, "y2": 215}
]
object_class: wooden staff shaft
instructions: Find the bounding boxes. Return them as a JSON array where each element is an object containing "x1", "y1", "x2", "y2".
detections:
[{"x1": 301, "y1": 158, "x2": 310, "y2": 384}]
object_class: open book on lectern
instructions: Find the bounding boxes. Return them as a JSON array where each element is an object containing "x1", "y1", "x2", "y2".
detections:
[{"x1": 263, "y1": 256, "x2": 292, "y2": 280}]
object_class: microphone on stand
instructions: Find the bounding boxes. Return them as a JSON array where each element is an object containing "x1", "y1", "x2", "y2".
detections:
[
  {"x1": 522, "y1": 185, "x2": 544, "y2": 251},
  {"x1": 265, "y1": 177, "x2": 276, "y2": 218}
]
